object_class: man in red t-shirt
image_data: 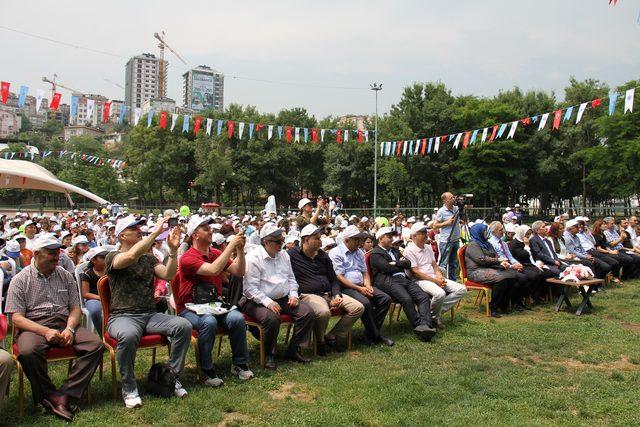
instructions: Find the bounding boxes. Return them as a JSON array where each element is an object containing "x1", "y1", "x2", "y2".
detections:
[{"x1": 177, "y1": 215, "x2": 252, "y2": 386}]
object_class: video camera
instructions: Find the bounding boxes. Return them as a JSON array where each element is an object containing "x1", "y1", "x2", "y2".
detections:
[{"x1": 454, "y1": 194, "x2": 474, "y2": 209}]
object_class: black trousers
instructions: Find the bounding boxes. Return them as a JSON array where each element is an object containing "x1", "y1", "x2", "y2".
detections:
[
  {"x1": 489, "y1": 278, "x2": 515, "y2": 312},
  {"x1": 589, "y1": 250, "x2": 622, "y2": 277},
  {"x1": 615, "y1": 251, "x2": 640, "y2": 279},
  {"x1": 579, "y1": 256, "x2": 611, "y2": 279},
  {"x1": 240, "y1": 297, "x2": 314, "y2": 356},
  {"x1": 342, "y1": 287, "x2": 391, "y2": 340},
  {"x1": 375, "y1": 277, "x2": 433, "y2": 328},
  {"x1": 513, "y1": 266, "x2": 545, "y2": 301}
]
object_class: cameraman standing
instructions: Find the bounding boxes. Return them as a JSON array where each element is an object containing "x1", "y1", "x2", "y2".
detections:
[{"x1": 433, "y1": 192, "x2": 461, "y2": 281}]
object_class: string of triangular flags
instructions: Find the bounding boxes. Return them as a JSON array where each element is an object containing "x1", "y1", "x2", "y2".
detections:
[
  {"x1": 1, "y1": 150, "x2": 126, "y2": 169},
  {"x1": 136, "y1": 110, "x2": 374, "y2": 144},
  {"x1": 380, "y1": 87, "x2": 636, "y2": 157}
]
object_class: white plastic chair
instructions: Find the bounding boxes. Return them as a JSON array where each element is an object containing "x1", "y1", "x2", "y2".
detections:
[{"x1": 74, "y1": 261, "x2": 96, "y2": 333}]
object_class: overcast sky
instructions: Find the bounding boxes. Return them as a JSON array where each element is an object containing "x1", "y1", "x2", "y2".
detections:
[{"x1": 1, "y1": 0, "x2": 638, "y2": 118}]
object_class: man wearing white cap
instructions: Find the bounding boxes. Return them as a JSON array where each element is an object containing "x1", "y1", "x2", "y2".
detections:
[
  {"x1": 240, "y1": 222, "x2": 314, "y2": 369},
  {"x1": 403, "y1": 222, "x2": 467, "y2": 329},
  {"x1": 106, "y1": 215, "x2": 192, "y2": 408},
  {"x1": 6, "y1": 235, "x2": 104, "y2": 421},
  {"x1": 369, "y1": 227, "x2": 437, "y2": 341},
  {"x1": 564, "y1": 219, "x2": 610, "y2": 279},
  {"x1": 23, "y1": 220, "x2": 39, "y2": 250},
  {"x1": 329, "y1": 225, "x2": 393, "y2": 346},
  {"x1": 289, "y1": 224, "x2": 364, "y2": 354},
  {"x1": 176, "y1": 215, "x2": 253, "y2": 385}
]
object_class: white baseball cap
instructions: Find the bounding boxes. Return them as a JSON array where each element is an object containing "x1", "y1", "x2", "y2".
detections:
[
  {"x1": 342, "y1": 225, "x2": 367, "y2": 240},
  {"x1": 298, "y1": 198, "x2": 312, "y2": 210},
  {"x1": 259, "y1": 222, "x2": 283, "y2": 239},
  {"x1": 322, "y1": 237, "x2": 337, "y2": 250},
  {"x1": 361, "y1": 216, "x2": 369, "y2": 222},
  {"x1": 406, "y1": 216, "x2": 417, "y2": 223},
  {"x1": 83, "y1": 246, "x2": 112, "y2": 262},
  {"x1": 72, "y1": 235, "x2": 89, "y2": 246},
  {"x1": 505, "y1": 223, "x2": 518, "y2": 233},
  {"x1": 211, "y1": 233, "x2": 226, "y2": 245},
  {"x1": 187, "y1": 215, "x2": 213, "y2": 237},
  {"x1": 375, "y1": 226, "x2": 394, "y2": 240},
  {"x1": 5, "y1": 240, "x2": 21, "y2": 257},
  {"x1": 32, "y1": 234, "x2": 65, "y2": 251},
  {"x1": 565, "y1": 219, "x2": 579, "y2": 229},
  {"x1": 410, "y1": 222, "x2": 428, "y2": 234},
  {"x1": 300, "y1": 224, "x2": 323, "y2": 238},
  {"x1": 115, "y1": 215, "x2": 142, "y2": 236}
]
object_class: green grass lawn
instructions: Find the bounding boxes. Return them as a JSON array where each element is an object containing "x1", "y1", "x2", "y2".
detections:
[{"x1": 5, "y1": 281, "x2": 640, "y2": 426}]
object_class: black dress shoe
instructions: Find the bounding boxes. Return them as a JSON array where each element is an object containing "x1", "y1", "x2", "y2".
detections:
[
  {"x1": 264, "y1": 355, "x2": 277, "y2": 370},
  {"x1": 42, "y1": 394, "x2": 74, "y2": 422},
  {"x1": 324, "y1": 338, "x2": 346, "y2": 353},
  {"x1": 413, "y1": 324, "x2": 436, "y2": 342},
  {"x1": 378, "y1": 336, "x2": 395, "y2": 347},
  {"x1": 67, "y1": 402, "x2": 80, "y2": 415},
  {"x1": 490, "y1": 311, "x2": 502, "y2": 318},
  {"x1": 286, "y1": 346, "x2": 310, "y2": 363}
]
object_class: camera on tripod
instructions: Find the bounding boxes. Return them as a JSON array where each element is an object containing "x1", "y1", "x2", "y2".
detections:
[{"x1": 454, "y1": 194, "x2": 474, "y2": 209}]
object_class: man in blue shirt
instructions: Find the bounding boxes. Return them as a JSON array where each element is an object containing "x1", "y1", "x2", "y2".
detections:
[
  {"x1": 564, "y1": 219, "x2": 610, "y2": 279},
  {"x1": 433, "y1": 192, "x2": 460, "y2": 281},
  {"x1": 329, "y1": 226, "x2": 393, "y2": 347}
]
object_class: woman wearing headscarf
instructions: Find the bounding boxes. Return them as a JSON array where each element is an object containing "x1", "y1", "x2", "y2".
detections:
[
  {"x1": 464, "y1": 223, "x2": 517, "y2": 317},
  {"x1": 509, "y1": 224, "x2": 555, "y2": 302}
]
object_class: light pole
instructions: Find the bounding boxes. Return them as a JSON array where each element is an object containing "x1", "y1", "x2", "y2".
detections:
[{"x1": 370, "y1": 83, "x2": 382, "y2": 218}]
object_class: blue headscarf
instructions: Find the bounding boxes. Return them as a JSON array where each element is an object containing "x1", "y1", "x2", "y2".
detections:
[{"x1": 469, "y1": 223, "x2": 492, "y2": 251}]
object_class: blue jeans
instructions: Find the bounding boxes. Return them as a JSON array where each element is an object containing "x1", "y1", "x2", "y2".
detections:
[
  {"x1": 179, "y1": 309, "x2": 249, "y2": 369},
  {"x1": 438, "y1": 240, "x2": 460, "y2": 281},
  {"x1": 85, "y1": 299, "x2": 103, "y2": 336}
]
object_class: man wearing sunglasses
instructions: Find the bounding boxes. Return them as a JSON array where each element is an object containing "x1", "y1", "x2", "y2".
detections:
[{"x1": 240, "y1": 222, "x2": 314, "y2": 369}]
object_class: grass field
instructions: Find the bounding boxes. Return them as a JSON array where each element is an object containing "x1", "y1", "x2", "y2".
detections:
[{"x1": 4, "y1": 281, "x2": 640, "y2": 426}]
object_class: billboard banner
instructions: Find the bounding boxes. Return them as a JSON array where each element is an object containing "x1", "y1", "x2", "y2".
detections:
[{"x1": 191, "y1": 72, "x2": 214, "y2": 110}]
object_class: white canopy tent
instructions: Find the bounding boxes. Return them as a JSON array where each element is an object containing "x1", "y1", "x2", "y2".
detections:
[{"x1": 0, "y1": 159, "x2": 109, "y2": 206}]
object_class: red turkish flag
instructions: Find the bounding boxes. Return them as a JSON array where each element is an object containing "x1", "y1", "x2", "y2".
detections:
[
  {"x1": 357, "y1": 130, "x2": 363, "y2": 143},
  {"x1": 159, "y1": 111, "x2": 168, "y2": 129},
  {"x1": 441, "y1": 135, "x2": 448, "y2": 145},
  {"x1": 102, "y1": 102, "x2": 111, "y2": 123},
  {"x1": 336, "y1": 129, "x2": 342, "y2": 144},
  {"x1": 591, "y1": 98, "x2": 602, "y2": 108},
  {"x1": 463, "y1": 131, "x2": 471, "y2": 149},
  {"x1": 420, "y1": 138, "x2": 427, "y2": 155},
  {"x1": 194, "y1": 116, "x2": 202, "y2": 135},
  {"x1": 285, "y1": 126, "x2": 292, "y2": 143},
  {"x1": 552, "y1": 109, "x2": 562, "y2": 130},
  {"x1": 489, "y1": 126, "x2": 498, "y2": 142},
  {"x1": 0, "y1": 81, "x2": 9, "y2": 104},
  {"x1": 228, "y1": 121, "x2": 234, "y2": 139},
  {"x1": 50, "y1": 93, "x2": 62, "y2": 111},
  {"x1": 256, "y1": 123, "x2": 264, "y2": 133},
  {"x1": 311, "y1": 128, "x2": 318, "y2": 143},
  {"x1": 521, "y1": 117, "x2": 531, "y2": 126},
  {"x1": 397, "y1": 141, "x2": 403, "y2": 156}
]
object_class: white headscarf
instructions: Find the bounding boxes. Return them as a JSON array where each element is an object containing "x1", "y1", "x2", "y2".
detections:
[{"x1": 514, "y1": 224, "x2": 531, "y2": 243}]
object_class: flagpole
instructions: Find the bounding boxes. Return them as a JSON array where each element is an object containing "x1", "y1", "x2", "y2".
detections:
[{"x1": 371, "y1": 83, "x2": 382, "y2": 219}]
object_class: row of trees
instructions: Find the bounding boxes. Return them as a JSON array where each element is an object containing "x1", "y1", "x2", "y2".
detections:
[{"x1": 2, "y1": 76, "x2": 639, "y2": 211}]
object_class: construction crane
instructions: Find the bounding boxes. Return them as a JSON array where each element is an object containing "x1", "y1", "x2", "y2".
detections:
[
  {"x1": 42, "y1": 74, "x2": 84, "y2": 99},
  {"x1": 103, "y1": 78, "x2": 125, "y2": 90},
  {"x1": 153, "y1": 31, "x2": 187, "y2": 98}
]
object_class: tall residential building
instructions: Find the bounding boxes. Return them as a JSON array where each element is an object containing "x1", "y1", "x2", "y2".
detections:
[
  {"x1": 182, "y1": 66, "x2": 224, "y2": 112},
  {"x1": 125, "y1": 53, "x2": 168, "y2": 121}
]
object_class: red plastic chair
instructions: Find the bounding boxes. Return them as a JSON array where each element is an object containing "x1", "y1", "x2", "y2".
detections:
[
  {"x1": 242, "y1": 313, "x2": 293, "y2": 368},
  {"x1": 458, "y1": 245, "x2": 492, "y2": 316},
  {"x1": 98, "y1": 276, "x2": 171, "y2": 399}
]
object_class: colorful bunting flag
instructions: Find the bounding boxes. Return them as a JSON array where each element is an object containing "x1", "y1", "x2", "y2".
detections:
[
  {"x1": 171, "y1": 113, "x2": 178, "y2": 131},
  {"x1": 133, "y1": 107, "x2": 141, "y2": 126},
  {"x1": 576, "y1": 102, "x2": 588, "y2": 123},
  {"x1": 194, "y1": 116, "x2": 202, "y2": 135},
  {"x1": 563, "y1": 106, "x2": 573, "y2": 122},
  {"x1": 206, "y1": 118, "x2": 213, "y2": 136},
  {"x1": 481, "y1": 128, "x2": 488, "y2": 143},
  {"x1": 552, "y1": 109, "x2": 562, "y2": 130},
  {"x1": 86, "y1": 99, "x2": 95, "y2": 121},
  {"x1": 35, "y1": 90, "x2": 44, "y2": 113},
  {"x1": 311, "y1": 128, "x2": 318, "y2": 143},
  {"x1": 285, "y1": 126, "x2": 292, "y2": 143},
  {"x1": 625, "y1": 88, "x2": 635, "y2": 113},
  {"x1": 238, "y1": 122, "x2": 245, "y2": 139},
  {"x1": 249, "y1": 123, "x2": 255, "y2": 139},
  {"x1": 538, "y1": 113, "x2": 549, "y2": 130},
  {"x1": 507, "y1": 121, "x2": 517, "y2": 139},
  {"x1": 268, "y1": 125, "x2": 274, "y2": 140},
  {"x1": 147, "y1": 109, "x2": 155, "y2": 128},
  {"x1": 497, "y1": 123, "x2": 507, "y2": 139},
  {"x1": 49, "y1": 93, "x2": 62, "y2": 111},
  {"x1": 18, "y1": 86, "x2": 28, "y2": 107},
  {"x1": 182, "y1": 114, "x2": 190, "y2": 133},
  {"x1": 102, "y1": 101, "x2": 111, "y2": 123},
  {"x1": 159, "y1": 111, "x2": 168, "y2": 129},
  {"x1": 217, "y1": 120, "x2": 223, "y2": 135},
  {"x1": 1, "y1": 82, "x2": 10, "y2": 104},
  {"x1": 227, "y1": 120, "x2": 234, "y2": 139},
  {"x1": 609, "y1": 92, "x2": 618, "y2": 115}
]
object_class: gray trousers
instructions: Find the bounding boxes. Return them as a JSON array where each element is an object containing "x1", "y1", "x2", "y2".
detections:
[
  {"x1": 0, "y1": 349, "x2": 13, "y2": 410},
  {"x1": 107, "y1": 312, "x2": 192, "y2": 394}
]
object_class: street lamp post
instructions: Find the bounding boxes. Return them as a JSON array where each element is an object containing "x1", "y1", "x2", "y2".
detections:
[{"x1": 370, "y1": 83, "x2": 382, "y2": 219}]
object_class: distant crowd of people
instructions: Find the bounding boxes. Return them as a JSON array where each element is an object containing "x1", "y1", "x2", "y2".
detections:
[{"x1": 0, "y1": 194, "x2": 638, "y2": 420}]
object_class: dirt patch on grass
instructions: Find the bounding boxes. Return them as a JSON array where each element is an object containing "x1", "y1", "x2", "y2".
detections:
[
  {"x1": 268, "y1": 382, "x2": 317, "y2": 403},
  {"x1": 218, "y1": 411, "x2": 254, "y2": 426},
  {"x1": 621, "y1": 322, "x2": 640, "y2": 332},
  {"x1": 503, "y1": 355, "x2": 639, "y2": 372}
]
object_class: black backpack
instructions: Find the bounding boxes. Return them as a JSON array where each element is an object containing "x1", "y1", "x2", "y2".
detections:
[{"x1": 147, "y1": 363, "x2": 176, "y2": 398}]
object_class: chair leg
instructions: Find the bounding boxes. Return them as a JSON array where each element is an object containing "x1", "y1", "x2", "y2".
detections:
[
  {"x1": 388, "y1": 304, "x2": 396, "y2": 327},
  {"x1": 450, "y1": 307, "x2": 455, "y2": 322},
  {"x1": 485, "y1": 290, "x2": 491, "y2": 317},
  {"x1": 110, "y1": 349, "x2": 117, "y2": 400},
  {"x1": 216, "y1": 336, "x2": 223, "y2": 358},
  {"x1": 17, "y1": 362, "x2": 24, "y2": 417},
  {"x1": 396, "y1": 305, "x2": 402, "y2": 322},
  {"x1": 192, "y1": 337, "x2": 201, "y2": 380},
  {"x1": 284, "y1": 324, "x2": 292, "y2": 345},
  {"x1": 258, "y1": 326, "x2": 265, "y2": 368}
]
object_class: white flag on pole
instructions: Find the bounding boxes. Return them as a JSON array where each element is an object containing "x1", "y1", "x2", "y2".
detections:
[
  {"x1": 576, "y1": 102, "x2": 588, "y2": 123},
  {"x1": 206, "y1": 118, "x2": 213, "y2": 136},
  {"x1": 133, "y1": 107, "x2": 142, "y2": 126},
  {"x1": 624, "y1": 88, "x2": 635, "y2": 113},
  {"x1": 539, "y1": 113, "x2": 549, "y2": 130},
  {"x1": 507, "y1": 121, "x2": 518, "y2": 139},
  {"x1": 171, "y1": 114, "x2": 178, "y2": 131},
  {"x1": 35, "y1": 89, "x2": 44, "y2": 113}
]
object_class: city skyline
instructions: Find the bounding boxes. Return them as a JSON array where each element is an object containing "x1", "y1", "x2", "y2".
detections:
[{"x1": 0, "y1": 0, "x2": 638, "y2": 119}]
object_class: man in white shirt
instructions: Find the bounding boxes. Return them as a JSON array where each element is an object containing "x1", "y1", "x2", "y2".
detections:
[
  {"x1": 403, "y1": 222, "x2": 467, "y2": 329},
  {"x1": 240, "y1": 223, "x2": 314, "y2": 369},
  {"x1": 626, "y1": 216, "x2": 640, "y2": 249},
  {"x1": 23, "y1": 220, "x2": 39, "y2": 250}
]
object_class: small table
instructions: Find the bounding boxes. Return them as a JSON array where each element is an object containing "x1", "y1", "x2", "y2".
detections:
[{"x1": 546, "y1": 278, "x2": 604, "y2": 316}]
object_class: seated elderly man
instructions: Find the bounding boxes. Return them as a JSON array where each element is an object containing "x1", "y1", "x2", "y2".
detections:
[
  {"x1": 106, "y1": 215, "x2": 192, "y2": 408},
  {"x1": 240, "y1": 222, "x2": 314, "y2": 369},
  {"x1": 403, "y1": 222, "x2": 467, "y2": 329},
  {"x1": 6, "y1": 235, "x2": 104, "y2": 421},
  {"x1": 602, "y1": 217, "x2": 640, "y2": 278},
  {"x1": 563, "y1": 219, "x2": 611, "y2": 279},
  {"x1": 329, "y1": 225, "x2": 393, "y2": 346},
  {"x1": 369, "y1": 227, "x2": 437, "y2": 341},
  {"x1": 289, "y1": 224, "x2": 364, "y2": 354}
]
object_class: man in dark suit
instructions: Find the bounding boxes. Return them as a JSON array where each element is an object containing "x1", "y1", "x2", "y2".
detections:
[
  {"x1": 369, "y1": 227, "x2": 436, "y2": 341},
  {"x1": 529, "y1": 221, "x2": 563, "y2": 277}
]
